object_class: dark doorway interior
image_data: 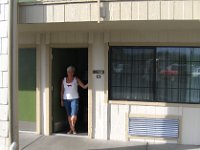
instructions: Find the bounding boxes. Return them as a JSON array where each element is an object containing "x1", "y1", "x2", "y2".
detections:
[{"x1": 52, "y1": 48, "x2": 88, "y2": 134}]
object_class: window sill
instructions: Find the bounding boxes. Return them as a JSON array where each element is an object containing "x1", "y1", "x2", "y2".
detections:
[{"x1": 109, "y1": 100, "x2": 200, "y2": 108}]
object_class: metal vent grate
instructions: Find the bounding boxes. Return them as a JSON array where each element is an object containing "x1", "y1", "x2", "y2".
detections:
[{"x1": 129, "y1": 117, "x2": 179, "y2": 138}]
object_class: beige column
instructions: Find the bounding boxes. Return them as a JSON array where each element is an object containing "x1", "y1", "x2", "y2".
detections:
[{"x1": 38, "y1": 33, "x2": 51, "y2": 135}]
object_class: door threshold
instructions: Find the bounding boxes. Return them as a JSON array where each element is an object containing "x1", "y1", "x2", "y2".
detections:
[
  {"x1": 19, "y1": 130, "x2": 37, "y2": 134},
  {"x1": 53, "y1": 133, "x2": 88, "y2": 138}
]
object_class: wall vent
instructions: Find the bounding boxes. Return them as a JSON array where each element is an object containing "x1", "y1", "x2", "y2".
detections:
[{"x1": 129, "y1": 117, "x2": 179, "y2": 138}]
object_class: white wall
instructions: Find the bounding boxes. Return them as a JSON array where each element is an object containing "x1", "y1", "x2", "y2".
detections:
[
  {"x1": 18, "y1": 1, "x2": 200, "y2": 24},
  {"x1": 109, "y1": 104, "x2": 129, "y2": 140},
  {"x1": 18, "y1": 30, "x2": 200, "y2": 145},
  {"x1": 109, "y1": 104, "x2": 200, "y2": 145},
  {"x1": 182, "y1": 108, "x2": 200, "y2": 144},
  {"x1": 0, "y1": 0, "x2": 10, "y2": 149},
  {"x1": 91, "y1": 33, "x2": 108, "y2": 139},
  {"x1": 92, "y1": 31, "x2": 200, "y2": 145}
]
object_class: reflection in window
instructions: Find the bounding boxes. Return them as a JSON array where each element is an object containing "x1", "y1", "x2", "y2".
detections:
[
  {"x1": 109, "y1": 47, "x2": 200, "y2": 104},
  {"x1": 109, "y1": 47, "x2": 154, "y2": 101}
]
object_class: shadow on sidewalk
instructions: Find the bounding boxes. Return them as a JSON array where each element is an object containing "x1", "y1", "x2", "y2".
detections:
[{"x1": 89, "y1": 144, "x2": 200, "y2": 150}]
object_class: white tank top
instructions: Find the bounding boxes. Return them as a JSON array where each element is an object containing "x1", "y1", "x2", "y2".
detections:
[{"x1": 63, "y1": 77, "x2": 79, "y2": 100}]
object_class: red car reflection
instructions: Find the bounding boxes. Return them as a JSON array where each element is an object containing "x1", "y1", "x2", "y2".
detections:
[
  {"x1": 160, "y1": 70, "x2": 178, "y2": 76},
  {"x1": 160, "y1": 64, "x2": 178, "y2": 76}
]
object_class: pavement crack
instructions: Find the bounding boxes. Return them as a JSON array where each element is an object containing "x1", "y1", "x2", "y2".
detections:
[{"x1": 20, "y1": 135, "x2": 45, "y2": 150}]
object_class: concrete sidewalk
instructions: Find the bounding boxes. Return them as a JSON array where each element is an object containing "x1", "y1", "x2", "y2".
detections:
[{"x1": 19, "y1": 132, "x2": 200, "y2": 150}]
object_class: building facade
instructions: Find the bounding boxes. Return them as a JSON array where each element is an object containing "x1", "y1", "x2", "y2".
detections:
[
  {"x1": 0, "y1": 0, "x2": 10, "y2": 149},
  {"x1": 0, "y1": 0, "x2": 17, "y2": 149},
  {"x1": 2, "y1": 0, "x2": 200, "y2": 149}
]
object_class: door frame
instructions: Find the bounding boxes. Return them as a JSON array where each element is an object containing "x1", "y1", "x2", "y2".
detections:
[{"x1": 49, "y1": 45, "x2": 93, "y2": 137}]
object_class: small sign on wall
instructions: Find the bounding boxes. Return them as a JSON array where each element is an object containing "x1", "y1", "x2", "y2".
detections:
[{"x1": 93, "y1": 70, "x2": 104, "y2": 79}]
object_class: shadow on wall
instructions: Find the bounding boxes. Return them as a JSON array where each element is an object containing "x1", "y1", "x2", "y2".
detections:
[{"x1": 89, "y1": 143, "x2": 200, "y2": 150}]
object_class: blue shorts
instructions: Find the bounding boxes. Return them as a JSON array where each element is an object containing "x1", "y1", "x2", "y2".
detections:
[{"x1": 63, "y1": 99, "x2": 79, "y2": 116}]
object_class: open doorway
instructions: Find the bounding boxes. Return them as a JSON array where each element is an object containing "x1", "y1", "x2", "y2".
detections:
[{"x1": 52, "y1": 48, "x2": 88, "y2": 134}]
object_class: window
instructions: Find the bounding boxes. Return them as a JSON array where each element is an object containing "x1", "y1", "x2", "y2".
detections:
[{"x1": 109, "y1": 47, "x2": 200, "y2": 104}]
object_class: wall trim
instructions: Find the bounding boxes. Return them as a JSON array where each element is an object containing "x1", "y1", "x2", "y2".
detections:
[
  {"x1": 104, "y1": 43, "x2": 109, "y2": 104},
  {"x1": 109, "y1": 43, "x2": 200, "y2": 47},
  {"x1": 36, "y1": 45, "x2": 41, "y2": 134},
  {"x1": 88, "y1": 44, "x2": 93, "y2": 138},
  {"x1": 50, "y1": 44, "x2": 88, "y2": 48},
  {"x1": 109, "y1": 100, "x2": 200, "y2": 108}
]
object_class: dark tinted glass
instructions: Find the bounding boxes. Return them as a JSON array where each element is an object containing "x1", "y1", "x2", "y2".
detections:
[
  {"x1": 109, "y1": 47, "x2": 154, "y2": 101},
  {"x1": 109, "y1": 47, "x2": 200, "y2": 104}
]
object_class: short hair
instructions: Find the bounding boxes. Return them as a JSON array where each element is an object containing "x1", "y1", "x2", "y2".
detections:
[{"x1": 67, "y1": 66, "x2": 75, "y2": 73}]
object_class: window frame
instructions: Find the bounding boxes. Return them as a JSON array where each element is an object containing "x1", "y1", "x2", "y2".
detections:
[{"x1": 108, "y1": 46, "x2": 200, "y2": 104}]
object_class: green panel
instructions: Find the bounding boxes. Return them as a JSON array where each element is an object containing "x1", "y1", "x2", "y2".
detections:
[
  {"x1": 18, "y1": 91, "x2": 36, "y2": 122},
  {"x1": 18, "y1": 48, "x2": 36, "y2": 122}
]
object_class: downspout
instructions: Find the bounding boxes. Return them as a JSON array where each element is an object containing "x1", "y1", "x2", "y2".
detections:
[{"x1": 9, "y1": 0, "x2": 18, "y2": 149}]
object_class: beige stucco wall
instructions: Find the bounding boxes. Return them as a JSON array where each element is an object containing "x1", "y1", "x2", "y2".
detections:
[{"x1": 18, "y1": 0, "x2": 200, "y2": 24}]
